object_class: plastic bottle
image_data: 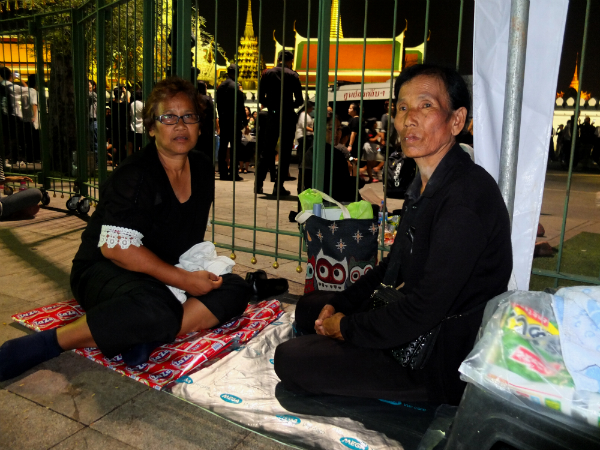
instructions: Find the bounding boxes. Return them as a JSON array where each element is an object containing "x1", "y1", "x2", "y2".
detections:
[
  {"x1": 312, "y1": 203, "x2": 323, "y2": 218},
  {"x1": 19, "y1": 180, "x2": 27, "y2": 191}
]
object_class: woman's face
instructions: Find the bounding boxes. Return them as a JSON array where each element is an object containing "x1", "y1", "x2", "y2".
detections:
[
  {"x1": 149, "y1": 92, "x2": 200, "y2": 158},
  {"x1": 394, "y1": 75, "x2": 465, "y2": 161},
  {"x1": 245, "y1": 107, "x2": 251, "y2": 117}
]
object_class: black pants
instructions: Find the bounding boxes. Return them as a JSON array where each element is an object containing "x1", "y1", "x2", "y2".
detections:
[
  {"x1": 71, "y1": 260, "x2": 251, "y2": 358},
  {"x1": 274, "y1": 291, "x2": 428, "y2": 401},
  {"x1": 218, "y1": 126, "x2": 242, "y2": 178},
  {"x1": 256, "y1": 111, "x2": 296, "y2": 190}
]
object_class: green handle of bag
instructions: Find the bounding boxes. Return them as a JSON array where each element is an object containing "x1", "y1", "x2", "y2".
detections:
[{"x1": 296, "y1": 189, "x2": 352, "y2": 222}]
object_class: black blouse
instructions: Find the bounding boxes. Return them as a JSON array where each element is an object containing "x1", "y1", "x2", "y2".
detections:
[{"x1": 72, "y1": 143, "x2": 214, "y2": 278}]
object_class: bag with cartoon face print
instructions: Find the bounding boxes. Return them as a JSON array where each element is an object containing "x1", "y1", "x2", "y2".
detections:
[{"x1": 296, "y1": 191, "x2": 379, "y2": 295}]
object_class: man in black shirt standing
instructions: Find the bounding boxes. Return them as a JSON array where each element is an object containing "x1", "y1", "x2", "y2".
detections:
[
  {"x1": 216, "y1": 65, "x2": 247, "y2": 181},
  {"x1": 257, "y1": 50, "x2": 303, "y2": 195}
]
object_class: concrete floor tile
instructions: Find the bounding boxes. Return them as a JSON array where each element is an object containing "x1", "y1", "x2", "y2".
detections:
[
  {"x1": 51, "y1": 428, "x2": 136, "y2": 450},
  {"x1": 234, "y1": 432, "x2": 296, "y2": 450},
  {"x1": 90, "y1": 389, "x2": 251, "y2": 450},
  {"x1": 0, "y1": 389, "x2": 83, "y2": 450},
  {"x1": 0, "y1": 311, "x2": 35, "y2": 348},
  {"x1": 0, "y1": 293, "x2": 38, "y2": 315},
  {"x1": 5, "y1": 352, "x2": 147, "y2": 425}
]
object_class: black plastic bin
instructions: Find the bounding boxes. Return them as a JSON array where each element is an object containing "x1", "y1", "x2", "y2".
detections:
[{"x1": 444, "y1": 383, "x2": 600, "y2": 450}]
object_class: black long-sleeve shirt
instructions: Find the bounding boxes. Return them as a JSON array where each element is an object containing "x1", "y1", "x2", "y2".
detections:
[
  {"x1": 259, "y1": 64, "x2": 303, "y2": 113},
  {"x1": 216, "y1": 77, "x2": 248, "y2": 131},
  {"x1": 332, "y1": 144, "x2": 513, "y2": 404}
]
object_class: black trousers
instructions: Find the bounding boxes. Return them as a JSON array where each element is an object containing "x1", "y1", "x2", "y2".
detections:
[
  {"x1": 218, "y1": 126, "x2": 242, "y2": 178},
  {"x1": 274, "y1": 291, "x2": 429, "y2": 402},
  {"x1": 256, "y1": 111, "x2": 296, "y2": 189},
  {"x1": 71, "y1": 260, "x2": 251, "y2": 358}
]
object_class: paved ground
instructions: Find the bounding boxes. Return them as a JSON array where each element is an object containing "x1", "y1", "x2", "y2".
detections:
[{"x1": 1, "y1": 161, "x2": 599, "y2": 449}]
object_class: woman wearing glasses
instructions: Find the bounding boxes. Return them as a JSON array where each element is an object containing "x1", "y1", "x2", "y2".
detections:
[{"x1": 0, "y1": 77, "x2": 251, "y2": 381}]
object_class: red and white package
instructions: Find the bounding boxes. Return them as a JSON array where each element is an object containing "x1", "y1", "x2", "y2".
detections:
[{"x1": 12, "y1": 299, "x2": 284, "y2": 390}]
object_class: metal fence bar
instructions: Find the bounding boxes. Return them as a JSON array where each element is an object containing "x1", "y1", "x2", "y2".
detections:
[
  {"x1": 498, "y1": 0, "x2": 530, "y2": 223},
  {"x1": 96, "y1": 0, "x2": 107, "y2": 185},
  {"x1": 422, "y1": 0, "x2": 430, "y2": 63},
  {"x1": 552, "y1": 0, "x2": 592, "y2": 286},
  {"x1": 312, "y1": 0, "x2": 331, "y2": 192},
  {"x1": 142, "y1": 0, "x2": 154, "y2": 146},
  {"x1": 329, "y1": 0, "x2": 340, "y2": 197},
  {"x1": 353, "y1": 0, "x2": 368, "y2": 201},
  {"x1": 251, "y1": 0, "x2": 262, "y2": 264},
  {"x1": 456, "y1": 0, "x2": 464, "y2": 71},
  {"x1": 229, "y1": 0, "x2": 241, "y2": 258},
  {"x1": 32, "y1": 16, "x2": 49, "y2": 190},
  {"x1": 72, "y1": 5, "x2": 88, "y2": 198}
]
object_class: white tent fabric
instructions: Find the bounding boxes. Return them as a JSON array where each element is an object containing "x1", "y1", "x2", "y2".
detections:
[{"x1": 473, "y1": 0, "x2": 569, "y2": 289}]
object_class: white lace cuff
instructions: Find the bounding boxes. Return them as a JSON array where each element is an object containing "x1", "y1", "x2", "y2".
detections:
[{"x1": 98, "y1": 225, "x2": 144, "y2": 249}]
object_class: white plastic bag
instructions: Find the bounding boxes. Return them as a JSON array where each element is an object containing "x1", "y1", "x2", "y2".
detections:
[{"x1": 459, "y1": 290, "x2": 600, "y2": 428}]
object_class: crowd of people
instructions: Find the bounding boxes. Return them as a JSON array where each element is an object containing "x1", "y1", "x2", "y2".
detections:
[
  {"x1": 552, "y1": 115, "x2": 600, "y2": 168},
  {"x1": 1, "y1": 67, "x2": 44, "y2": 169}
]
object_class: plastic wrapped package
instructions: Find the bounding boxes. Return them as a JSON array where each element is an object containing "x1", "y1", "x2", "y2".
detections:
[{"x1": 459, "y1": 290, "x2": 600, "y2": 428}]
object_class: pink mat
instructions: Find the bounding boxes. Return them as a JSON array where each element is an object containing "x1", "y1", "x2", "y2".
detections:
[{"x1": 11, "y1": 299, "x2": 284, "y2": 390}]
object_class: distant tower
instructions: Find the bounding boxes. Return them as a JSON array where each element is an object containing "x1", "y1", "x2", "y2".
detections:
[
  {"x1": 330, "y1": 0, "x2": 344, "y2": 38},
  {"x1": 238, "y1": 0, "x2": 259, "y2": 90},
  {"x1": 569, "y1": 55, "x2": 579, "y2": 92}
]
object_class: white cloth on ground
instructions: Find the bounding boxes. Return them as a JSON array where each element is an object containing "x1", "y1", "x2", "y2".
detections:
[
  {"x1": 167, "y1": 242, "x2": 235, "y2": 304},
  {"x1": 552, "y1": 286, "x2": 600, "y2": 393}
]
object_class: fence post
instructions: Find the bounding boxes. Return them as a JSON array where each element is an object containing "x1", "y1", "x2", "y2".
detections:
[
  {"x1": 312, "y1": 0, "x2": 331, "y2": 192},
  {"x1": 96, "y1": 0, "x2": 107, "y2": 184},
  {"x1": 498, "y1": 0, "x2": 530, "y2": 224},
  {"x1": 142, "y1": 0, "x2": 155, "y2": 149},
  {"x1": 554, "y1": 0, "x2": 592, "y2": 281},
  {"x1": 174, "y1": 0, "x2": 192, "y2": 79},
  {"x1": 31, "y1": 17, "x2": 50, "y2": 190},
  {"x1": 72, "y1": 6, "x2": 89, "y2": 197}
]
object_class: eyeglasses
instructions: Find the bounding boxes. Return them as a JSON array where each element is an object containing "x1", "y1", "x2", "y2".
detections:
[{"x1": 154, "y1": 114, "x2": 201, "y2": 125}]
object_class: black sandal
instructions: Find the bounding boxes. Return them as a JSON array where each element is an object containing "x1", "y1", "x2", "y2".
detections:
[{"x1": 245, "y1": 270, "x2": 289, "y2": 301}]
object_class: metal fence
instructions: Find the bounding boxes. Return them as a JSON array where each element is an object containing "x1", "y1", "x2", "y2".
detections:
[{"x1": 1, "y1": 0, "x2": 598, "y2": 288}]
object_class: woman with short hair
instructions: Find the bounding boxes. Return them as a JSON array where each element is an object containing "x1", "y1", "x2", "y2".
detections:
[
  {"x1": 275, "y1": 64, "x2": 513, "y2": 405},
  {"x1": 0, "y1": 77, "x2": 252, "y2": 381}
]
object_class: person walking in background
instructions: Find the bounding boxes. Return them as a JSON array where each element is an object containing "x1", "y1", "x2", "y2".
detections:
[
  {"x1": 110, "y1": 86, "x2": 129, "y2": 163},
  {"x1": 88, "y1": 80, "x2": 98, "y2": 159},
  {"x1": 295, "y1": 101, "x2": 314, "y2": 161},
  {"x1": 1, "y1": 67, "x2": 27, "y2": 168},
  {"x1": 216, "y1": 64, "x2": 247, "y2": 181},
  {"x1": 257, "y1": 50, "x2": 303, "y2": 196},
  {"x1": 128, "y1": 89, "x2": 144, "y2": 155},
  {"x1": 27, "y1": 74, "x2": 41, "y2": 163},
  {"x1": 579, "y1": 116, "x2": 596, "y2": 167},
  {"x1": 239, "y1": 106, "x2": 255, "y2": 174},
  {"x1": 346, "y1": 102, "x2": 362, "y2": 176},
  {"x1": 196, "y1": 81, "x2": 216, "y2": 164}
]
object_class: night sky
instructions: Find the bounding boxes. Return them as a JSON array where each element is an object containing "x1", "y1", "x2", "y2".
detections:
[{"x1": 195, "y1": 0, "x2": 599, "y2": 97}]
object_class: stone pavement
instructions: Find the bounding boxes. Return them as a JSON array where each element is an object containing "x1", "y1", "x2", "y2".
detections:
[{"x1": 1, "y1": 162, "x2": 599, "y2": 449}]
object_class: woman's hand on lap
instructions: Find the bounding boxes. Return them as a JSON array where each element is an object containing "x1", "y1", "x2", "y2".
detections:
[
  {"x1": 314, "y1": 304, "x2": 336, "y2": 333},
  {"x1": 315, "y1": 304, "x2": 345, "y2": 340},
  {"x1": 184, "y1": 270, "x2": 223, "y2": 296},
  {"x1": 316, "y1": 312, "x2": 345, "y2": 340}
]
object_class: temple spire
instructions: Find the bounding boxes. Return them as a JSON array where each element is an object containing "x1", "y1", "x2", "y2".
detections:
[
  {"x1": 330, "y1": 0, "x2": 343, "y2": 38},
  {"x1": 244, "y1": 0, "x2": 255, "y2": 39},
  {"x1": 569, "y1": 54, "x2": 579, "y2": 92}
]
